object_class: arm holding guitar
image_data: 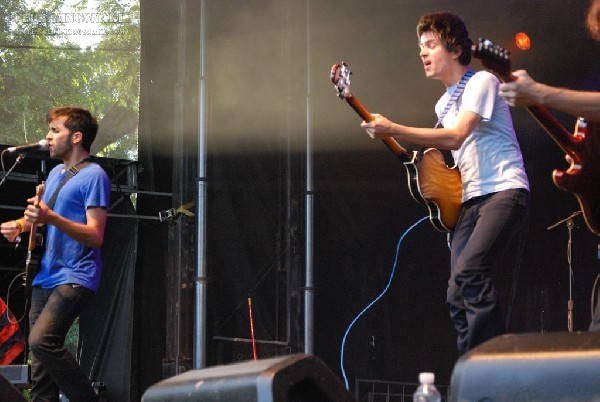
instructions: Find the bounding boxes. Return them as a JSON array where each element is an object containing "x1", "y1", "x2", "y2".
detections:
[
  {"x1": 26, "y1": 198, "x2": 107, "y2": 249},
  {"x1": 500, "y1": 70, "x2": 600, "y2": 122},
  {"x1": 361, "y1": 111, "x2": 480, "y2": 150},
  {"x1": 498, "y1": 70, "x2": 545, "y2": 107}
]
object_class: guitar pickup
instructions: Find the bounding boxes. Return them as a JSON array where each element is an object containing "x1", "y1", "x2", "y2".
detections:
[{"x1": 35, "y1": 232, "x2": 44, "y2": 247}]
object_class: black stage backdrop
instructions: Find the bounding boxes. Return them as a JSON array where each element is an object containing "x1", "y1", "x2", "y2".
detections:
[
  {"x1": 79, "y1": 195, "x2": 138, "y2": 402},
  {"x1": 133, "y1": 0, "x2": 600, "y2": 400}
]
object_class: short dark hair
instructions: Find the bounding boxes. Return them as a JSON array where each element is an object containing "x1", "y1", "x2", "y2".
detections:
[
  {"x1": 417, "y1": 12, "x2": 472, "y2": 65},
  {"x1": 46, "y1": 107, "x2": 98, "y2": 153}
]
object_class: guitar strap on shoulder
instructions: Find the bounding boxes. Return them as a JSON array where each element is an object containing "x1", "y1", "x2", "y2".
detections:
[
  {"x1": 46, "y1": 158, "x2": 93, "y2": 210},
  {"x1": 434, "y1": 69, "x2": 476, "y2": 129}
]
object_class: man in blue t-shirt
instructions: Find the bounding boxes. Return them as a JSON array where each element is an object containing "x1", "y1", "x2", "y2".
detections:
[{"x1": 1, "y1": 106, "x2": 110, "y2": 401}]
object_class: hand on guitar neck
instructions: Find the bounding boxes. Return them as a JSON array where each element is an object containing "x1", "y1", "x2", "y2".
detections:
[
  {"x1": 24, "y1": 182, "x2": 45, "y2": 300},
  {"x1": 330, "y1": 62, "x2": 408, "y2": 156}
]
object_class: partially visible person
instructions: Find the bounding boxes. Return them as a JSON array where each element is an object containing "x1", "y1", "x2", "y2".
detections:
[
  {"x1": 0, "y1": 107, "x2": 110, "y2": 401},
  {"x1": 500, "y1": 0, "x2": 600, "y2": 333}
]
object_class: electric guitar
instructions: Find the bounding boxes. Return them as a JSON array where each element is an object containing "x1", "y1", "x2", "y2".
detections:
[
  {"x1": 472, "y1": 38, "x2": 600, "y2": 236},
  {"x1": 24, "y1": 181, "x2": 45, "y2": 300},
  {"x1": 330, "y1": 62, "x2": 462, "y2": 232}
]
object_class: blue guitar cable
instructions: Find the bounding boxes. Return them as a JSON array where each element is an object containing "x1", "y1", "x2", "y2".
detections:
[{"x1": 339, "y1": 215, "x2": 429, "y2": 390}]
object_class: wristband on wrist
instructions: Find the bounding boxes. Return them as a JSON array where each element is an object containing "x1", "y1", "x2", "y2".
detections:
[{"x1": 14, "y1": 219, "x2": 24, "y2": 234}]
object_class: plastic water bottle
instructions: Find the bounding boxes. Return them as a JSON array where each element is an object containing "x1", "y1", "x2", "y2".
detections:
[{"x1": 413, "y1": 372, "x2": 441, "y2": 402}]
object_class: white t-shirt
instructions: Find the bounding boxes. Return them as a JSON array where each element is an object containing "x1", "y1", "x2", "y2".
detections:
[{"x1": 435, "y1": 70, "x2": 530, "y2": 202}]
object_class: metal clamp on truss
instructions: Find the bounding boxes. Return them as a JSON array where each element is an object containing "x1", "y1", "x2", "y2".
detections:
[{"x1": 159, "y1": 201, "x2": 195, "y2": 223}]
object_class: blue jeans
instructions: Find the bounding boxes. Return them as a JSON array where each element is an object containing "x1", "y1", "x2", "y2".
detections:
[
  {"x1": 448, "y1": 188, "x2": 529, "y2": 355},
  {"x1": 28, "y1": 285, "x2": 99, "y2": 402}
]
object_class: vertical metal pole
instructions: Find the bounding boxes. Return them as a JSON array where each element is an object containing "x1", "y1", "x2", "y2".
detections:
[
  {"x1": 195, "y1": 0, "x2": 208, "y2": 369},
  {"x1": 304, "y1": 0, "x2": 314, "y2": 354},
  {"x1": 170, "y1": 0, "x2": 187, "y2": 374}
]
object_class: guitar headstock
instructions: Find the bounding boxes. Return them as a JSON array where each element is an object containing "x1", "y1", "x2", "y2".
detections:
[
  {"x1": 330, "y1": 62, "x2": 353, "y2": 100},
  {"x1": 471, "y1": 38, "x2": 512, "y2": 82}
]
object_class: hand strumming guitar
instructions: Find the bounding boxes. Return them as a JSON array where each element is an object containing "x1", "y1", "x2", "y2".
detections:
[{"x1": 24, "y1": 196, "x2": 50, "y2": 226}]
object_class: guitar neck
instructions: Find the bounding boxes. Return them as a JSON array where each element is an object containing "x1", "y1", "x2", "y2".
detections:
[
  {"x1": 525, "y1": 105, "x2": 580, "y2": 158},
  {"x1": 344, "y1": 96, "x2": 408, "y2": 159},
  {"x1": 28, "y1": 225, "x2": 37, "y2": 253},
  {"x1": 27, "y1": 183, "x2": 43, "y2": 253}
]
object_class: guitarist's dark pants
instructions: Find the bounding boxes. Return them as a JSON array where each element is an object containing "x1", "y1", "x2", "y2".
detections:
[
  {"x1": 447, "y1": 188, "x2": 529, "y2": 356},
  {"x1": 28, "y1": 284, "x2": 99, "y2": 402}
]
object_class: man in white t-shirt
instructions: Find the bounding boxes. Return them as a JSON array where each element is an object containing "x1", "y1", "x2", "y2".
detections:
[{"x1": 361, "y1": 11, "x2": 530, "y2": 355}]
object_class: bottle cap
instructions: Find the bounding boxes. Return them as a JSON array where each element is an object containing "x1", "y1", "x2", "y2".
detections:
[{"x1": 419, "y1": 372, "x2": 435, "y2": 384}]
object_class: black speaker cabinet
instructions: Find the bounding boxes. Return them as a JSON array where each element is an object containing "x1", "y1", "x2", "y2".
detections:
[
  {"x1": 142, "y1": 353, "x2": 356, "y2": 402},
  {"x1": 449, "y1": 332, "x2": 600, "y2": 401}
]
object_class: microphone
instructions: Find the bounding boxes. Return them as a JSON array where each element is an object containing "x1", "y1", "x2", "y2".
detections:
[{"x1": 6, "y1": 140, "x2": 49, "y2": 153}]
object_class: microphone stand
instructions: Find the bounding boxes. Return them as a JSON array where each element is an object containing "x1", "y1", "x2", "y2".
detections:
[
  {"x1": 547, "y1": 210, "x2": 581, "y2": 332},
  {"x1": 0, "y1": 151, "x2": 26, "y2": 189}
]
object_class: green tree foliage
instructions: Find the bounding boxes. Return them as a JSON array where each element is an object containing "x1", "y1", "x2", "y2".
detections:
[{"x1": 0, "y1": 0, "x2": 140, "y2": 160}]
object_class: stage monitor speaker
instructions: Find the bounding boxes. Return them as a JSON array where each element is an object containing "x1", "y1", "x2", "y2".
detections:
[
  {"x1": 449, "y1": 331, "x2": 600, "y2": 401},
  {"x1": 142, "y1": 353, "x2": 356, "y2": 402},
  {"x1": 0, "y1": 365, "x2": 29, "y2": 386}
]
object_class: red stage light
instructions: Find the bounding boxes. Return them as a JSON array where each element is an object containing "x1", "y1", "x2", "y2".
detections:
[{"x1": 515, "y1": 32, "x2": 531, "y2": 50}]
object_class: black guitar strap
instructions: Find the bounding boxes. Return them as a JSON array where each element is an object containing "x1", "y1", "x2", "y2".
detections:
[{"x1": 46, "y1": 158, "x2": 93, "y2": 210}]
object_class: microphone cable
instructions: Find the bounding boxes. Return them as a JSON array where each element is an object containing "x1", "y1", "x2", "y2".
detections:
[{"x1": 339, "y1": 215, "x2": 429, "y2": 389}]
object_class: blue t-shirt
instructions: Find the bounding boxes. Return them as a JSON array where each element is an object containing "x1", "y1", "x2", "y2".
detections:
[{"x1": 33, "y1": 162, "x2": 111, "y2": 292}]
